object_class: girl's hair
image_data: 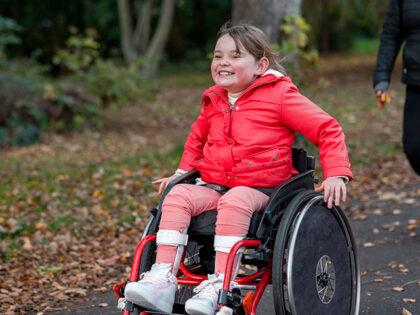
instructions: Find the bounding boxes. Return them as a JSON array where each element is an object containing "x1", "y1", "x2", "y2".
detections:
[{"x1": 216, "y1": 22, "x2": 286, "y2": 74}]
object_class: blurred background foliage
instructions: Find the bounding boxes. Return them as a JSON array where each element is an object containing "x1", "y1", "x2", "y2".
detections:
[{"x1": 0, "y1": 0, "x2": 388, "y2": 147}]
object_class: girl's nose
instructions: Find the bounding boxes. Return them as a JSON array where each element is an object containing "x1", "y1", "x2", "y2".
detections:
[{"x1": 220, "y1": 57, "x2": 229, "y2": 66}]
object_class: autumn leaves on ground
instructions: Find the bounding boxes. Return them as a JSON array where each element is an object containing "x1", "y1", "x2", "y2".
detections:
[{"x1": 1, "y1": 54, "x2": 419, "y2": 314}]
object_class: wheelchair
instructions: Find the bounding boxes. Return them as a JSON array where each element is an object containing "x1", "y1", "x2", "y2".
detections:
[{"x1": 114, "y1": 148, "x2": 360, "y2": 315}]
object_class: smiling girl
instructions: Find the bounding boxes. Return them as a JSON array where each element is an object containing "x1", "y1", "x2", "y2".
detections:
[{"x1": 123, "y1": 23, "x2": 353, "y2": 315}]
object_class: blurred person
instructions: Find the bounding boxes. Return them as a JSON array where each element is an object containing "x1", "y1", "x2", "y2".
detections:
[{"x1": 373, "y1": 0, "x2": 420, "y2": 175}]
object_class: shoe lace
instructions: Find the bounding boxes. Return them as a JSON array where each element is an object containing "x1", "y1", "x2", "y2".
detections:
[
  {"x1": 117, "y1": 297, "x2": 128, "y2": 310},
  {"x1": 193, "y1": 276, "x2": 222, "y2": 298},
  {"x1": 139, "y1": 270, "x2": 173, "y2": 285}
]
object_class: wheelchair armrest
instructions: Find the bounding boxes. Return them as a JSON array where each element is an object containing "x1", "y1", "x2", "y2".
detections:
[
  {"x1": 145, "y1": 170, "x2": 200, "y2": 236},
  {"x1": 159, "y1": 169, "x2": 200, "y2": 207}
]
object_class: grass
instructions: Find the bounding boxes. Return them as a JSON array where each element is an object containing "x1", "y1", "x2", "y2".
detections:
[{"x1": 351, "y1": 37, "x2": 380, "y2": 54}]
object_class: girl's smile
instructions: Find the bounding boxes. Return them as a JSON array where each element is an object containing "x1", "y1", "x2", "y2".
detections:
[{"x1": 211, "y1": 34, "x2": 268, "y2": 98}]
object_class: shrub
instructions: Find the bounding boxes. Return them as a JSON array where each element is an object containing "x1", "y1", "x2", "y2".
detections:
[
  {"x1": 0, "y1": 15, "x2": 22, "y2": 59},
  {"x1": 84, "y1": 59, "x2": 147, "y2": 106}
]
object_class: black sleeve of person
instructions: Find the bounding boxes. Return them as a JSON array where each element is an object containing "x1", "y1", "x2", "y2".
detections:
[{"x1": 373, "y1": 0, "x2": 405, "y2": 87}]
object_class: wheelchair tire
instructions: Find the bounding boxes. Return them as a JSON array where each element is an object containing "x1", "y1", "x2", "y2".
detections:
[{"x1": 272, "y1": 190, "x2": 360, "y2": 315}]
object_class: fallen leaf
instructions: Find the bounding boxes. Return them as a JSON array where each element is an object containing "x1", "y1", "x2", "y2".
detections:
[
  {"x1": 143, "y1": 165, "x2": 152, "y2": 175},
  {"x1": 22, "y1": 237, "x2": 32, "y2": 250},
  {"x1": 122, "y1": 169, "x2": 132, "y2": 176},
  {"x1": 402, "y1": 307, "x2": 412, "y2": 315},
  {"x1": 363, "y1": 242, "x2": 375, "y2": 247},
  {"x1": 35, "y1": 221, "x2": 47, "y2": 230},
  {"x1": 103, "y1": 256, "x2": 119, "y2": 266},
  {"x1": 403, "y1": 298, "x2": 416, "y2": 303},
  {"x1": 389, "y1": 261, "x2": 397, "y2": 269},
  {"x1": 92, "y1": 189, "x2": 105, "y2": 199},
  {"x1": 393, "y1": 286, "x2": 404, "y2": 292},
  {"x1": 407, "y1": 224, "x2": 417, "y2": 230},
  {"x1": 374, "y1": 278, "x2": 383, "y2": 283},
  {"x1": 98, "y1": 303, "x2": 108, "y2": 307}
]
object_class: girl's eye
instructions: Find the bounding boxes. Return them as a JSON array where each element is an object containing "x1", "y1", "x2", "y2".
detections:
[
  {"x1": 233, "y1": 54, "x2": 241, "y2": 58},
  {"x1": 214, "y1": 55, "x2": 222, "y2": 59}
]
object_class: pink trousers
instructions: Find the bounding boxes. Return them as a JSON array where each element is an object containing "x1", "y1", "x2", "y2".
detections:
[{"x1": 156, "y1": 184, "x2": 269, "y2": 274}]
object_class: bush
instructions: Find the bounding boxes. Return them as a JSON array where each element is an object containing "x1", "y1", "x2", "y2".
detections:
[
  {"x1": 0, "y1": 15, "x2": 22, "y2": 59},
  {"x1": 52, "y1": 27, "x2": 100, "y2": 74},
  {"x1": 0, "y1": 27, "x2": 151, "y2": 147},
  {"x1": 84, "y1": 59, "x2": 148, "y2": 106}
]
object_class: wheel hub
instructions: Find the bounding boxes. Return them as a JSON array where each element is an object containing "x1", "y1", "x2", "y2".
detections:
[{"x1": 316, "y1": 255, "x2": 336, "y2": 304}]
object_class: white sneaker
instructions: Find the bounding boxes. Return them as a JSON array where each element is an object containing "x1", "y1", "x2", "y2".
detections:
[
  {"x1": 185, "y1": 274, "x2": 224, "y2": 315},
  {"x1": 124, "y1": 263, "x2": 177, "y2": 314}
]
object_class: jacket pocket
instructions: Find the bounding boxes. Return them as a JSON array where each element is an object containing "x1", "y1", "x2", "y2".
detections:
[{"x1": 240, "y1": 147, "x2": 286, "y2": 166}]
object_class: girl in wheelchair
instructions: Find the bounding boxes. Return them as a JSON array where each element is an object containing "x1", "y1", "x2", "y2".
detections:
[{"x1": 124, "y1": 23, "x2": 353, "y2": 315}]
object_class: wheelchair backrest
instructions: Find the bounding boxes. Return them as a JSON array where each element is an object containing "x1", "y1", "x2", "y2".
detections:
[
  {"x1": 253, "y1": 148, "x2": 317, "y2": 240},
  {"x1": 292, "y1": 147, "x2": 315, "y2": 173}
]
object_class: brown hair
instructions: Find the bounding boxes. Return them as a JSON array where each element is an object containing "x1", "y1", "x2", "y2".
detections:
[{"x1": 216, "y1": 22, "x2": 286, "y2": 74}]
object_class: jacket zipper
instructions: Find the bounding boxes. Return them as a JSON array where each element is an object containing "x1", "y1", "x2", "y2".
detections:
[{"x1": 209, "y1": 77, "x2": 278, "y2": 139}]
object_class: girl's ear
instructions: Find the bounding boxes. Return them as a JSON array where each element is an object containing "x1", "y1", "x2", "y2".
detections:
[{"x1": 255, "y1": 57, "x2": 269, "y2": 76}]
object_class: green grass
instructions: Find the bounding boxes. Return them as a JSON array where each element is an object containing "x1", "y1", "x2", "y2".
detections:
[{"x1": 351, "y1": 37, "x2": 380, "y2": 54}]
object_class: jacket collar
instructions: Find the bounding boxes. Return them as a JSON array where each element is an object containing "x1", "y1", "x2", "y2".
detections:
[{"x1": 202, "y1": 68, "x2": 285, "y2": 99}]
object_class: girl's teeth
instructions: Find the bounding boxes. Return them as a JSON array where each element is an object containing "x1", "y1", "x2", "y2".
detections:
[{"x1": 220, "y1": 71, "x2": 232, "y2": 75}]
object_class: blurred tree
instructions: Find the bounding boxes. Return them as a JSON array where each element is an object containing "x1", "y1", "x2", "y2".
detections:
[
  {"x1": 117, "y1": 0, "x2": 175, "y2": 79},
  {"x1": 302, "y1": 0, "x2": 388, "y2": 52},
  {"x1": 231, "y1": 0, "x2": 303, "y2": 73},
  {"x1": 231, "y1": 0, "x2": 301, "y2": 44}
]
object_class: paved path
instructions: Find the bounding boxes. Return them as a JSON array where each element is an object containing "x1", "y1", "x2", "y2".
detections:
[{"x1": 47, "y1": 183, "x2": 420, "y2": 315}]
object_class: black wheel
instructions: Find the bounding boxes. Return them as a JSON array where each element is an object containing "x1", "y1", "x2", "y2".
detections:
[{"x1": 272, "y1": 190, "x2": 360, "y2": 315}]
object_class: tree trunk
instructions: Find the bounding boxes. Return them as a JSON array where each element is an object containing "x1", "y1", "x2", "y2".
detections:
[
  {"x1": 117, "y1": 0, "x2": 136, "y2": 62},
  {"x1": 232, "y1": 0, "x2": 286, "y2": 43},
  {"x1": 117, "y1": 0, "x2": 175, "y2": 80},
  {"x1": 321, "y1": 0, "x2": 330, "y2": 52},
  {"x1": 283, "y1": 0, "x2": 302, "y2": 73},
  {"x1": 133, "y1": 0, "x2": 155, "y2": 55},
  {"x1": 143, "y1": 0, "x2": 176, "y2": 79}
]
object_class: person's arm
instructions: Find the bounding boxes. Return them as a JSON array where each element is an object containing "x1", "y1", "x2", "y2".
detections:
[
  {"x1": 280, "y1": 82, "x2": 353, "y2": 207},
  {"x1": 373, "y1": 0, "x2": 404, "y2": 108},
  {"x1": 178, "y1": 105, "x2": 209, "y2": 170},
  {"x1": 153, "y1": 105, "x2": 209, "y2": 194}
]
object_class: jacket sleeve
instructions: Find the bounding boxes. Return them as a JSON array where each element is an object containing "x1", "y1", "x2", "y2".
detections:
[
  {"x1": 280, "y1": 82, "x2": 353, "y2": 181},
  {"x1": 373, "y1": 0, "x2": 404, "y2": 87},
  {"x1": 178, "y1": 105, "x2": 209, "y2": 171}
]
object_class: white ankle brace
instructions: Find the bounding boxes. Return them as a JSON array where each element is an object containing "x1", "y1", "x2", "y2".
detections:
[{"x1": 156, "y1": 228, "x2": 188, "y2": 276}]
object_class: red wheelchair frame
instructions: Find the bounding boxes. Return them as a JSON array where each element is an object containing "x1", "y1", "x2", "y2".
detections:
[{"x1": 114, "y1": 234, "x2": 271, "y2": 315}]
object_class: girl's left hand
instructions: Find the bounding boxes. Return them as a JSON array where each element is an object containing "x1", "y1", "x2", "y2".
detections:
[{"x1": 315, "y1": 177, "x2": 347, "y2": 209}]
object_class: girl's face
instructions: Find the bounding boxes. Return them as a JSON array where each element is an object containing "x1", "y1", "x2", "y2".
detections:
[{"x1": 211, "y1": 34, "x2": 268, "y2": 97}]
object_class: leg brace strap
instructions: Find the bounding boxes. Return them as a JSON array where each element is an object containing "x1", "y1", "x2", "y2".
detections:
[
  {"x1": 156, "y1": 229, "x2": 189, "y2": 246},
  {"x1": 214, "y1": 235, "x2": 244, "y2": 253}
]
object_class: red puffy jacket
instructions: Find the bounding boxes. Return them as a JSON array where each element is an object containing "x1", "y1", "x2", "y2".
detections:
[{"x1": 178, "y1": 72, "x2": 353, "y2": 188}]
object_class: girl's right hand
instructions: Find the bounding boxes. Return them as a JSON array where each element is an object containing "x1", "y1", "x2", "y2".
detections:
[{"x1": 152, "y1": 175, "x2": 180, "y2": 194}]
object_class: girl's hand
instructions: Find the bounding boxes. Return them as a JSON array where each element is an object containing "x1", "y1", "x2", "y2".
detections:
[
  {"x1": 315, "y1": 177, "x2": 347, "y2": 209},
  {"x1": 152, "y1": 175, "x2": 180, "y2": 194}
]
